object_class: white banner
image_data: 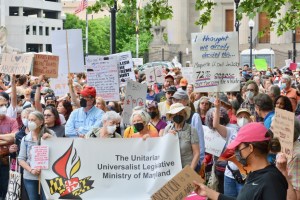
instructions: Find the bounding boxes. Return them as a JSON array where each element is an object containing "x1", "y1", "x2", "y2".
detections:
[
  {"x1": 191, "y1": 32, "x2": 240, "y2": 92},
  {"x1": 122, "y1": 80, "x2": 147, "y2": 124},
  {"x1": 86, "y1": 56, "x2": 120, "y2": 101},
  {"x1": 41, "y1": 135, "x2": 181, "y2": 200},
  {"x1": 203, "y1": 126, "x2": 226, "y2": 157},
  {"x1": 51, "y1": 29, "x2": 85, "y2": 74}
]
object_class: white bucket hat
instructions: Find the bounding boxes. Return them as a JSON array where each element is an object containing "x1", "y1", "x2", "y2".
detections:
[{"x1": 166, "y1": 103, "x2": 191, "y2": 120}]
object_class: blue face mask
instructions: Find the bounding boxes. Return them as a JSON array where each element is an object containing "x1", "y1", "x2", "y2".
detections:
[
  {"x1": 242, "y1": 71, "x2": 247, "y2": 76},
  {"x1": 281, "y1": 83, "x2": 286, "y2": 90}
]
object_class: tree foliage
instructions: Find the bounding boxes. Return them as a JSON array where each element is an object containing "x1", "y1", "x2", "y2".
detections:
[{"x1": 195, "y1": 0, "x2": 300, "y2": 36}]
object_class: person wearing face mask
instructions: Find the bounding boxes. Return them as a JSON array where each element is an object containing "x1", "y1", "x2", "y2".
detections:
[
  {"x1": 280, "y1": 74, "x2": 297, "y2": 111},
  {"x1": 65, "y1": 86, "x2": 104, "y2": 138},
  {"x1": 85, "y1": 111, "x2": 122, "y2": 138},
  {"x1": 240, "y1": 80, "x2": 259, "y2": 121},
  {"x1": 162, "y1": 103, "x2": 200, "y2": 170},
  {"x1": 193, "y1": 123, "x2": 288, "y2": 200},
  {"x1": 179, "y1": 78, "x2": 188, "y2": 91},
  {"x1": 236, "y1": 108, "x2": 252, "y2": 128},
  {"x1": 146, "y1": 101, "x2": 167, "y2": 135},
  {"x1": 18, "y1": 111, "x2": 55, "y2": 200},
  {"x1": 128, "y1": 110, "x2": 159, "y2": 139}
]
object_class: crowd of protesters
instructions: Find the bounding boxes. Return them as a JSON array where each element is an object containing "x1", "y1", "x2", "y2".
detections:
[{"x1": 0, "y1": 64, "x2": 299, "y2": 200}]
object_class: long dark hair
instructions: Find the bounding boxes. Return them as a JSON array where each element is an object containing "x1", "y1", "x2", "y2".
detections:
[
  {"x1": 61, "y1": 100, "x2": 73, "y2": 121},
  {"x1": 274, "y1": 95, "x2": 293, "y2": 112},
  {"x1": 44, "y1": 106, "x2": 61, "y2": 126}
]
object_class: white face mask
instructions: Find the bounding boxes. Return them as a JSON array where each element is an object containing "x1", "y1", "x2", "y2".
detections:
[
  {"x1": 246, "y1": 91, "x2": 254, "y2": 100},
  {"x1": 237, "y1": 117, "x2": 249, "y2": 127},
  {"x1": 0, "y1": 105, "x2": 7, "y2": 115},
  {"x1": 107, "y1": 125, "x2": 117, "y2": 134},
  {"x1": 22, "y1": 118, "x2": 28, "y2": 127},
  {"x1": 28, "y1": 121, "x2": 37, "y2": 131}
]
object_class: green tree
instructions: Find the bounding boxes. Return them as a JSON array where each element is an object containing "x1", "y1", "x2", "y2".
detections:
[{"x1": 195, "y1": 0, "x2": 300, "y2": 36}]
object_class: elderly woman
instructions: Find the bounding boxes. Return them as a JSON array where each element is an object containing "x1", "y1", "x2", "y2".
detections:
[
  {"x1": 44, "y1": 106, "x2": 65, "y2": 137},
  {"x1": 126, "y1": 109, "x2": 159, "y2": 139},
  {"x1": 86, "y1": 111, "x2": 122, "y2": 138},
  {"x1": 196, "y1": 96, "x2": 211, "y2": 125},
  {"x1": 18, "y1": 111, "x2": 55, "y2": 200},
  {"x1": 162, "y1": 103, "x2": 200, "y2": 169}
]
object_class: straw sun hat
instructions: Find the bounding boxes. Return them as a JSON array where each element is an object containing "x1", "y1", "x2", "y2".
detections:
[{"x1": 166, "y1": 103, "x2": 191, "y2": 120}]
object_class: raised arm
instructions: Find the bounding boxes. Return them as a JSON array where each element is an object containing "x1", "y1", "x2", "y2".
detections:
[
  {"x1": 34, "y1": 74, "x2": 44, "y2": 112},
  {"x1": 213, "y1": 98, "x2": 227, "y2": 138}
]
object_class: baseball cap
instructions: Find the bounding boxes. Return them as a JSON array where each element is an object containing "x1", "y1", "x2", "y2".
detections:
[
  {"x1": 227, "y1": 122, "x2": 270, "y2": 150},
  {"x1": 236, "y1": 108, "x2": 251, "y2": 116},
  {"x1": 165, "y1": 74, "x2": 174, "y2": 80},
  {"x1": 80, "y1": 86, "x2": 96, "y2": 97},
  {"x1": 44, "y1": 94, "x2": 56, "y2": 102},
  {"x1": 171, "y1": 90, "x2": 189, "y2": 100},
  {"x1": 179, "y1": 78, "x2": 188, "y2": 86},
  {"x1": 41, "y1": 87, "x2": 54, "y2": 95},
  {"x1": 0, "y1": 92, "x2": 9, "y2": 101},
  {"x1": 165, "y1": 86, "x2": 177, "y2": 93},
  {"x1": 146, "y1": 100, "x2": 158, "y2": 109}
]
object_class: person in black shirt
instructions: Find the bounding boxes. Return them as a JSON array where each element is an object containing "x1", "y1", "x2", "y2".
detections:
[{"x1": 193, "y1": 122, "x2": 288, "y2": 200}]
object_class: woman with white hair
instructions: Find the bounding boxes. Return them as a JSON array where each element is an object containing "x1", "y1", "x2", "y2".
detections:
[
  {"x1": 86, "y1": 111, "x2": 122, "y2": 138},
  {"x1": 128, "y1": 109, "x2": 159, "y2": 139},
  {"x1": 162, "y1": 103, "x2": 200, "y2": 169}
]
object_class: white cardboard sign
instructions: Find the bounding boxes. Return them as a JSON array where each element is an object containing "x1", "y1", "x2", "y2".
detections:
[{"x1": 203, "y1": 126, "x2": 226, "y2": 157}]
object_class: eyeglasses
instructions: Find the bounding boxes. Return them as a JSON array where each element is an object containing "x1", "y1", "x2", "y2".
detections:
[
  {"x1": 166, "y1": 92, "x2": 175, "y2": 95},
  {"x1": 235, "y1": 145, "x2": 249, "y2": 155},
  {"x1": 44, "y1": 114, "x2": 53, "y2": 118},
  {"x1": 246, "y1": 88, "x2": 255, "y2": 92},
  {"x1": 80, "y1": 96, "x2": 94, "y2": 100}
]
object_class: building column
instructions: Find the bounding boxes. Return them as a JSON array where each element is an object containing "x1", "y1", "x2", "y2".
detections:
[
  {"x1": 0, "y1": 0, "x2": 5, "y2": 26},
  {"x1": 19, "y1": 7, "x2": 23, "y2": 16}
]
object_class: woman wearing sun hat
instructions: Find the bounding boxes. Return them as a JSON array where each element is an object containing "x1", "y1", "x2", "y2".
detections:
[
  {"x1": 193, "y1": 122, "x2": 288, "y2": 200},
  {"x1": 162, "y1": 103, "x2": 200, "y2": 170}
]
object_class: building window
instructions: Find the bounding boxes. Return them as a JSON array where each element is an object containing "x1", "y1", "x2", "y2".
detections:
[
  {"x1": 46, "y1": 44, "x2": 52, "y2": 52},
  {"x1": 52, "y1": 27, "x2": 55, "y2": 31},
  {"x1": 39, "y1": 26, "x2": 43, "y2": 35},
  {"x1": 26, "y1": 25, "x2": 30, "y2": 35},
  {"x1": 9, "y1": 7, "x2": 19, "y2": 16},
  {"x1": 225, "y1": 9, "x2": 234, "y2": 32},
  {"x1": 33, "y1": 26, "x2": 37, "y2": 35},
  {"x1": 46, "y1": 27, "x2": 49, "y2": 36},
  {"x1": 259, "y1": 12, "x2": 270, "y2": 43},
  {"x1": 57, "y1": 27, "x2": 61, "y2": 30}
]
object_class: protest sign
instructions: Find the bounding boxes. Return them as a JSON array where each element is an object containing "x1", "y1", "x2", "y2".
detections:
[
  {"x1": 86, "y1": 56, "x2": 120, "y2": 101},
  {"x1": 270, "y1": 108, "x2": 294, "y2": 160},
  {"x1": 289, "y1": 63, "x2": 297, "y2": 71},
  {"x1": 181, "y1": 67, "x2": 194, "y2": 84},
  {"x1": 113, "y1": 51, "x2": 136, "y2": 86},
  {"x1": 33, "y1": 54, "x2": 59, "y2": 78},
  {"x1": 51, "y1": 29, "x2": 84, "y2": 74},
  {"x1": 41, "y1": 135, "x2": 182, "y2": 200},
  {"x1": 30, "y1": 145, "x2": 49, "y2": 170},
  {"x1": 122, "y1": 80, "x2": 147, "y2": 124},
  {"x1": 254, "y1": 59, "x2": 268, "y2": 71},
  {"x1": 132, "y1": 58, "x2": 144, "y2": 67},
  {"x1": 151, "y1": 166, "x2": 204, "y2": 200},
  {"x1": 49, "y1": 74, "x2": 69, "y2": 97},
  {"x1": 203, "y1": 126, "x2": 226, "y2": 157},
  {"x1": 0, "y1": 53, "x2": 34, "y2": 74},
  {"x1": 145, "y1": 66, "x2": 164, "y2": 86},
  {"x1": 285, "y1": 59, "x2": 292, "y2": 68},
  {"x1": 192, "y1": 32, "x2": 239, "y2": 92}
]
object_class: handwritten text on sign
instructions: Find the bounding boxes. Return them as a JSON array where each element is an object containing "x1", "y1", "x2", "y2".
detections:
[
  {"x1": 271, "y1": 108, "x2": 295, "y2": 160},
  {"x1": 0, "y1": 53, "x2": 34, "y2": 74},
  {"x1": 86, "y1": 56, "x2": 120, "y2": 101},
  {"x1": 33, "y1": 54, "x2": 59, "y2": 78},
  {"x1": 113, "y1": 51, "x2": 136, "y2": 86},
  {"x1": 145, "y1": 66, "x2": 164, "y2": 86},
  {"x1": 192, "y1": 32, "x2": 240, "y2": 92},
  {"x1": 122, "y1": 80, "x2": 147, "y2": 124},
  {"x1": 30, "y1": 145, "x2": 49, "y2": 170},
  {"x1": 203, "y1": 126, "x2": 226, "y2": 157}
]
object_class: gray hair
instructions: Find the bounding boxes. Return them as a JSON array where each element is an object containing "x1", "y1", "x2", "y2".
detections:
[
  {"x1": 282, "y1": 74, "x2": 291, "y2": 83},
  {"x1": 21, "y1": 107, "x2": 35, "y2": 118},
  {"x1": 130, "y1": 110, "x2": 150, "y2": 125},
  {"x1": 269, "y1": 85, "x2": 280, "y2": 97},
  {"x1": 29, "y1": 111, "x2": 52, "y2": 144},
  {"x1": 102, "y1": 111, "x2": 121, "y2": 123},
  {"x1": 205, "y1": 107, "x2": 229, "y2": 130}
]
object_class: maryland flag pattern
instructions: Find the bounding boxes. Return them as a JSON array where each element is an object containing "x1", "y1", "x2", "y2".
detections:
[{"x1": 46, "y1": 141, "x2": 94, "y2": 199}]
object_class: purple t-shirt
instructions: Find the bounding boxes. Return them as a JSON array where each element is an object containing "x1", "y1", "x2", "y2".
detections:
[{"x1": 153, "y1": 120, "x2": 167, "y2": 132}]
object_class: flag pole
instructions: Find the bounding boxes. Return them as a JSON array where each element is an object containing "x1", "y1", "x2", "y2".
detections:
[
  {"x1": 136, "y1": 0, "x2": 139, "y2": 58},
  {"x1": 85, "y1": 9, "x2": 88, "y2": 56}
]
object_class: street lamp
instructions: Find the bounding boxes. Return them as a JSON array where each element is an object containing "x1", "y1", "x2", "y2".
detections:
[
  {"x1": 248, "y1": 19, "x2": 255, "y2": 68},
  {"x1": 234, "y1": 0, "x2": 240, "y2": 32},
  {"x1": 110, "y1": 0, "x2": 117, "y2": 54},
  {"x1": 293, "y1": 29, "x2": 297, "y2": 63}
]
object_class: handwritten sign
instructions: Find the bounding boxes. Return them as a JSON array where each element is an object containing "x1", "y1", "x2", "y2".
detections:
[
  {"x1": 181, "y1": 67, "x2": 194, "y2": 84},
  {"x1": 49, "y1": 74, "x2": 69, "y2": 97},
  {"x1": 254, "y1": 59, "x2": 267, "y2": 71},
  {"x1": 192, "y1": 32, "x2": 239, "y2": 92},
  {"x1": 203, "y1": 126, "x2": 226, "y2": 157},
  {"x1": 122, "y1": 80, "x2": 147, "y2": 124},
  {"x1": 145, "y1": 66, "x2": 164, "y2": 86},
  {"x1": 151, "y1": 166, "x2": 204, "y2": 200},
  {"x1": 30, "y1": 145, "x2": 49, "y2": 170},
  {"x1": 0, "y1": 53, "x2": 34, "y2": 74},
  {"x1": 86, "y1": 56, "x2": 120, "y2": 101},
  {"x1": 51, "y1": 29, "x2": 84, "y2": 74},
  {"x1": 113, "y1": 51, "x2": 136, "y2": 86},
  {"x1": 33, "y1": 54, "x2": 59, "y2": 78},
  {"x1": 270, "y1": 108, "x2": 294, "y2": 160},
  {"x1": 6, "y1": 171, "x2": 21, "y2": 199}
]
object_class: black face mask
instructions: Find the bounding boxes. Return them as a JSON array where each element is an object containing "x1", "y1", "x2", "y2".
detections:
[
  {"x1": 46, "y1": 104, "x2": 56, "y2": 108},
  {"x1": 173, "y1": 115, "x2": 184, "y2": 124},
  {"x1": 80, "y1": 98, "x2": 87, "y2": 107},
  {"x1": 148, "y1": 112, "x2": 157, "y2": 119},
  {"x1": 181, "y1": 86, "x2": 187, "y2": 90},
  {"x1": 134, "y1": 123, "x2": 144, "y2": 132}
]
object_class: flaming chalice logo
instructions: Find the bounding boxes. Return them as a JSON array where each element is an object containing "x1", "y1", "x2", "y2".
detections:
[{"x1": 46, "y1": 141, "x2": 94, "y2": 199}]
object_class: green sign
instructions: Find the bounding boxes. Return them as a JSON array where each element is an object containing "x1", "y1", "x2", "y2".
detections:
[{"x1": 254, "y1": 59, "x2": 268, "y2": 71}]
